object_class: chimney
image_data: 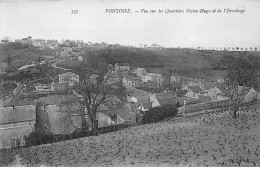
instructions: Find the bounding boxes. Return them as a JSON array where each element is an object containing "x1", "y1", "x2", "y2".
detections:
[{"x1": 0, "y1": 97, "x2": 3, "y2": 108}]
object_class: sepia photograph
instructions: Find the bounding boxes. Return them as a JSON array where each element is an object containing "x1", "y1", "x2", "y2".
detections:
[{"x1": 0, "y1": 0, "x2": 260, "y2": 167}]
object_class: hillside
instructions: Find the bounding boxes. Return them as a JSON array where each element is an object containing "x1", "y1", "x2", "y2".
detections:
[
  {"x1": 2, "y1": 43, "x2": 260, "y2": 71},
  {"x1": 58, "y1": 47, "x2": 260, "y2": 71},
  {"x1": 103, "y1": 47, "x2": 212, "y2": 70},
  {"x1": 0, "y1": 44, "x2": 55, "y2": 70},
  {"x1": 1, "y1": 107, "x2": 260, "y2": 166},
  {"x1": 0, "y1": 45, "x2": 27, "y2": 64}
]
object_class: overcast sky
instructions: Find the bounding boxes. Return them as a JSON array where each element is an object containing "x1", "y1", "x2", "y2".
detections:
[{"x1": 0, "y1": 0, "x2": 260, "y2": 49}]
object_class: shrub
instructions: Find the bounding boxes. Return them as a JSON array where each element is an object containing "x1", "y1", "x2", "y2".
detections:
[
  {"x1": 25, "y1": 132, "x2": 54, "y2": 146},
  {"x1": 142, "y1": 104, "x2": 178, "y2": 124}
]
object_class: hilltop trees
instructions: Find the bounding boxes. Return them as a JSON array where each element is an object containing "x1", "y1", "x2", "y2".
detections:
[{"x1": 221, "y1": 57, "x2": 258, "y2": 118}]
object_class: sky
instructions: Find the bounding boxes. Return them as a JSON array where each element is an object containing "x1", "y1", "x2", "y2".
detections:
[{"x1": 0, "y1": 0, "x2": 260, "y2": 49}]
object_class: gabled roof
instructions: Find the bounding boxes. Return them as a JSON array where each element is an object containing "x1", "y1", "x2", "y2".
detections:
[
  {"x1": 35, "y1": 95, "x2": 72, "y2": 105},
  {"x1": 0, "y1": 105, "x2": 36, "y2": 125},
  {"x1": 124, "y1": 75, "x2": 135, "y2": 81},
  {"x1": 189, "y1": 85, "x2": 202, "y2": 93},
  {"x1": 127, "y1": 88, "x2": 153, "y2": 103},
  {"x1": 59, "y1": 72, "x2": 78, "y2": 77},
  {"x1": 155, "y1": 92, "x2": 177, "y2": 99},
  {"x1": 141, "y1": 102, "x2": 152, "y2": 109},
  {"x1": 146, "y1": 73, "x2": 162, "y2": 77},
  {"x1": 116, "y1": 63, "x2": 129, "y2": 66},
  {"x1": 135, "y1": 67, "x2": 146, "y2": 72},
  {"x1": 198, "y1": 95, "x2": 212, "y2": 103},
  {"x1": 218, "y1": 85, "x2": 251, "y2": 95},
  {"x1": 124, "y1": 75, "x2": 141, "y2": 81},
  {"x1": 115, "y1": 103, "x2": 133, "y2": 121},
  {"x1": 218, "y1": 91, "x2": 225, "y2": 96},
  {"x1": 158, "y1": 97, "x2": 177, "y2": 106},
  {"x1": 201, "y1": 82, "x2": 218, "y2": 90},
  {"x1": 186, "y1": 98, "x2": 200, "y2": 105}
]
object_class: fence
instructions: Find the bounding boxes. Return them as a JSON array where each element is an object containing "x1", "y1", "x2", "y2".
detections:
[
  {"x1": 0, "y1": 123, "x2": 135, "y2": 151},
  {"x1": 1, "y1": 136, "x2": 26, "y2": 149},
  {"x1": 183, "y1": 98, "x2": 260, "y2": 114},
  {"x1": 184, "y1": 99, "x2": 237, "y2": 113}
]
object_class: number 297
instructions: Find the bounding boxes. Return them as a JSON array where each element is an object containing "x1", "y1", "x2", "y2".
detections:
[{"x1": 71, "y1": 10, "x2": 78, "y2": 14}]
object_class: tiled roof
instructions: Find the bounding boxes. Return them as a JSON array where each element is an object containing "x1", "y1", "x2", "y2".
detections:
[
  {"x1": 156, "y1": 92, "x2": 177, "y2": 99},
  {"x1": 35, "y1": 95, "x2": 73, "y2": 105},
  {"x1": 0, "y1": 105, "x2": 36, "y2": 125},
  {"x1": 141, "y1": 102, "x2": 152, "y2": 109},
  {"x1": 218, "y1": 92, "x2": 225, "y2": 96},
  {"x1": 117, "y1": 63, "x2": 129, "y2": 66},
  {"x1": 124, "y1": 75, "x2": 135, "y2": 81},
  {"x1": 135, "y1": 67, "x2": 146, "y2": 71},
  {"x1": 158, "y1": 97, "x2": 177, "y2": 106},
  {"x1": 201, "y1": 82, "x2": 218, "y2": 90},
  {"x1": 127, "y1": 88, "x2": 153, "y2": 103},
  {"x1": 115, "y1": 103, "x2": 134, "y2": 121},
  {"x1": 186, "y1": 98, "x2": 200, "y2": 105},
  {"x1": 189, "y1": 85, "x2": 202, "y2": 93},
  {"x1": 198, "y1": 95, "x2": 212, "y2": 103},
  {"x1": 59, "y1": 72, "x2": 78, "y2": 77}
]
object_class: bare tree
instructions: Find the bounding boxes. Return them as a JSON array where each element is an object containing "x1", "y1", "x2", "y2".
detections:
[
  {"x1": 221, "y1": 57, "x2": 257, "y2": 118},
  {"x1": 6, "y1": 53, "x2": 12, "y2": 67},
  {"x1": 37, "y1": 64, "x2": 59, "y2": 81},
  {"x1": 193, "y1": 69, "x2": 213, "y2": 82},
  {"x1": 60, "y1": 55, "x2": 122, "y2": 132}
]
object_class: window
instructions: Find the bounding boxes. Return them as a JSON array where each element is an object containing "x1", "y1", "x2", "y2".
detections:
[{"x1": 29, "y1": 121, "x2": 31, "y2": 125}]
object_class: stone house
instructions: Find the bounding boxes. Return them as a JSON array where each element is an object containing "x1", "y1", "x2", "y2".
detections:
[
  {"x1": 150, "y1": 91, "x2": 178, "y2": 103},
  {"x1": 208, "y1": 86, "x2": 224, "y2": 101},
  {"x1": 58, "y1": 72, "x2": 79, "y2": 86},
  {"x1": 126, "y1": 88, "x2": 153, "y2": 104},
  {"x1": 138, "y1": 102, "x2": 152, "y2": 114},
  {"x1": 134, "y1": 67, "x2": 147, "y2": 77},
  {"x1": 122, "y1": 75, "x2": 142, "y2": 88},
  {"x1": 142, "y1": 73, "x2": 164, "y2": 86},
  {"x1": 185, "y1": 85, "x2": 202, "y2": 99},
  {"x1": 0, "y1": 105, "x2": 36, "y2": 148},
  {"x1": 114, "y1": 63, "x2": 130, "y2": 72},
  {"x1": 115, "y1": 103, "x2": 137, "y2": 123},
  {"x1": 170, "y1": 73, "x2": 181, "y2": 83},
  {"x1": 151, "y1": 96, "x2": 177, "y2": 108},
  {"x1": 197, "y1": 82, "x2": 218, "y2": 94}
]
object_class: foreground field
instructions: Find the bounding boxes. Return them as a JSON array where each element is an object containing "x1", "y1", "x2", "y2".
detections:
[{"x1": 1, "y1": 107, "x2": 260, "y2": 166}]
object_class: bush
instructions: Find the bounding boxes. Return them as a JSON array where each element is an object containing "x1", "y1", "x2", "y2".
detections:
[
  {"x1": 142, "y1": 104, "x2": 178, "y2": 124},
  {"x1": 25, "y1": 132, "x2": 54, "y2": 146}
]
